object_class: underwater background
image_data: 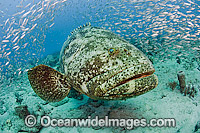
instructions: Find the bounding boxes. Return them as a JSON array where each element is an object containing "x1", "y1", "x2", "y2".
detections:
[{"x1": 0, "y1": 0, "x2": 200, "y2": 132}]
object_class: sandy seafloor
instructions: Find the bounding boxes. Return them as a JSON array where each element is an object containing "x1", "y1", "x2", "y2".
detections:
[{"x1": 0, "y1": 52, "x2": 200, "y2": 133}]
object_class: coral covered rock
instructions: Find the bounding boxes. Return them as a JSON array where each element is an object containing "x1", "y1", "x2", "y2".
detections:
[{"x1": 14, "y1": 105, "x2": 30, "y2": 119}]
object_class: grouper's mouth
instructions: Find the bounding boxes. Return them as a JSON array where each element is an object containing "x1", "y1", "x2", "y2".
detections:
[
  {"x1": 114, "y1": 70, "x2": 155, "y2": 89},
  {"x1": 87, "y1": 65, "x2": 158, "y2": 100}
]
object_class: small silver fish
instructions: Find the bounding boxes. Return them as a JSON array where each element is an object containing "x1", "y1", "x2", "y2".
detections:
[{"x1": 21, "y1": 11, "x2": 31, "y2": 18}]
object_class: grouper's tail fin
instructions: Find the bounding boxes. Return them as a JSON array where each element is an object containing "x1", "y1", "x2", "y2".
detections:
[{"x1": 28, "y1": 64, "x2": 71, "y2": 102}]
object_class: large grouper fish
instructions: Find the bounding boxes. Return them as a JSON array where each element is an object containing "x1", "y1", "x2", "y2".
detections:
[{"x1": 28, "y1": 23, "x2": 158, "y2": 102}]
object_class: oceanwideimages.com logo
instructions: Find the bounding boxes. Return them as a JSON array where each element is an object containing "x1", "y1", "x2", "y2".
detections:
[{"x1": 25, "y1": 115, "x2": 176, "y2": 129}]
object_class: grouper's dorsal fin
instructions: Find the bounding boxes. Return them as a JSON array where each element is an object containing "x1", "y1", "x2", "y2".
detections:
[
  {"x1": 28, "y1": 64, "x2": 71, "y2": 102},
  {"x1": 70, "y1": 22, "x2": 91, "y2": 35}
]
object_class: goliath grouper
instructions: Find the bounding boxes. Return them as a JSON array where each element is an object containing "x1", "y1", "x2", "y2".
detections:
[{"x1": 28, "y1": 23, "x2": 158, "y2": 102}]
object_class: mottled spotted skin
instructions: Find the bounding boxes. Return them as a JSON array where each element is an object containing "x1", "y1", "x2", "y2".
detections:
[
  {"x1": 28, "y1": 65, "x2": 71, "y2": 102},
  {"x1": 28, "y1": 24, "x2": 158, "y2": 102},
  {"x1": 59, "y1": 25, "x2": 158, "y2": 100}
]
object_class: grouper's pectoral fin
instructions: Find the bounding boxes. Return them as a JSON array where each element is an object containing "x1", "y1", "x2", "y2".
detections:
[{"x1": 28, "y1": 64, "x2": 71, "y2": 102}]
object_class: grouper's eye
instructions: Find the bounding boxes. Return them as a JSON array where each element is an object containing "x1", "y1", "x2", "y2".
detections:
[
  {"x1": 108, "y1": 48, "x2": 120, "y2": 57},
  {"x1": 109, "y1": 48, "x2": 115, "y2": 53},
  {"x1": 108, "y1": 48, "x2": 117, "y2": 56}
]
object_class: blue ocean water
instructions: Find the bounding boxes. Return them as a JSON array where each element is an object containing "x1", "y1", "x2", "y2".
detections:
[{"x1": 0, "y1": 0, "x2": 200, "y2": 132}]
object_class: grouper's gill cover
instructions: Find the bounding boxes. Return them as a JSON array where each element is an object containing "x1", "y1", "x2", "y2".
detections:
[
  {"x1": 28, "y1": 25, "x2": 158, "y2": 102},
  {"x1": 59, "y1": 26, "x2": 158, "y2": 100}
]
